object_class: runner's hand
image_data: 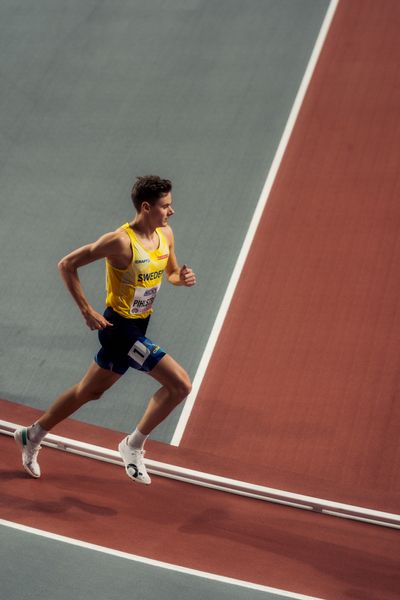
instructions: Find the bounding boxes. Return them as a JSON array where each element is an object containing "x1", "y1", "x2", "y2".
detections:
[
  {"x1": 179, "y1": 264, "x2": 196, "y2": 287},
  {"x1": 82, "y1": 308, "x2": 113, "y2": 330}
]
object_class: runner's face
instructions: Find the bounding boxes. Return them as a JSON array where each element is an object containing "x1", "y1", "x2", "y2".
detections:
[{"x1": 151, "y1": 193, "x2": 174, "y2": 227}]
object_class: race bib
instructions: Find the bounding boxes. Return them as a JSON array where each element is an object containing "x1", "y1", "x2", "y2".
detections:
[{"x1": 130, "y1": 285, "x2": 160, "y2": 315}]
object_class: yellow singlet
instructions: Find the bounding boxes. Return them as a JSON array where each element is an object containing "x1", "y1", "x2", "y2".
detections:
[{"x1": 105, "y1": 223, "x2": 170, "y2": 319}]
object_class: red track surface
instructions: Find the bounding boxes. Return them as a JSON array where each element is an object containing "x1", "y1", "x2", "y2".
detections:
[
  {"x1": 2, "y1": 2, "x2": 400, "y2": 599},
  {"x1": 0, "y1": 398, "x2": 398, "y2": 514},
  {"x1": 1, "y1": 432, "x2": 400, "y2": 600},
  {"x1": 180, "y1": 0, "x2": 400, "y2": 515}
]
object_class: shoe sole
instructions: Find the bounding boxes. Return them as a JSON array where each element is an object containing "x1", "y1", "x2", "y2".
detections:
[
  {"x1": 14, "y1": 429, "x2": 41, "y2": 479},
  {"x1": 118, "y1": 441, "x2": 151, "y2": 485}
]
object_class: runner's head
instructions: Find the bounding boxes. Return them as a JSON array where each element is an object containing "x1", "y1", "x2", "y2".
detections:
[{"x1": 131, "y1": 175, "x2": 172, "y2": 212}]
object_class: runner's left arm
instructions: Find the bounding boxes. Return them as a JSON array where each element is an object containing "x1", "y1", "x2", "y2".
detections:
[{"x1": 164, "y1": 226, "x2": 196, "y2": 287}]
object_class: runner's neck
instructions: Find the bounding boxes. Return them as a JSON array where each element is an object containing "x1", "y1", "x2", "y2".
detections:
[{"x1": 129, "y1": 219, "x2": 159, "y2": 251}]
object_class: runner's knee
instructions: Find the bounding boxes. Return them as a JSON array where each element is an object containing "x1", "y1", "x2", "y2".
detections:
[
  {"x1": 171, "y1": 374, "x2": 192, "y2": 402},
  {"x1": 75, "y1": 384, "x2": 104, "y2": 403}
]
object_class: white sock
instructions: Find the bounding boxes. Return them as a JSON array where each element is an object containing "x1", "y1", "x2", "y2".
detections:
[
  {"x1": 28, "y1": 422, "x2": 47, "y2": 445},
  {"x1": 127, "y1": 428, "x2": 148, "y2": 450}
]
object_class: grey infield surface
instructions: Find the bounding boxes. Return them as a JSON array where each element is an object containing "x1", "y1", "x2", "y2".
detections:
[
  {"x1": 0, "y1": 0, "x2": 329, "y2": 441},
  {"x1": 1, "y1": 524, "x2": 298, "y2": 600}
]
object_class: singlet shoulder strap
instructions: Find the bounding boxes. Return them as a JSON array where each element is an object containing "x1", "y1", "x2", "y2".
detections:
[
  {"x1": 121, "y1": 222, "x2": 133, "y2": 236},
  {"x1": 116, "y1": 223, "x2": 136, "y2": 263},
  {"x1": 156, "y1": 227, "x2": 170, "y2": 251},
  {"x1": 120, "y1": 222, "x2": 138, "y2": 245}
]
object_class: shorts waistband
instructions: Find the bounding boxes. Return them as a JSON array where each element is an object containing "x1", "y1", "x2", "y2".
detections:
[{"x1": 104, "y1": 306, "x2": 150, "y2": 326}]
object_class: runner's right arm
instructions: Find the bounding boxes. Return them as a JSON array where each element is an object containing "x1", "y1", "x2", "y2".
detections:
[{"x1": 58, "y1": 231, "x2": 129, "y2": 330}]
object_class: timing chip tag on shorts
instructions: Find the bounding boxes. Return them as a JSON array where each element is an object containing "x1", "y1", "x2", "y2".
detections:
[
  {"x1": 128, "y1": 339, "x2": 151, "y2": 367},
  {"x1": 127, "y1": 336, "x2": 166, "y2": 372}
]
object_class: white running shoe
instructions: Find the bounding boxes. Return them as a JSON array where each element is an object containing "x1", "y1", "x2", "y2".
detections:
[
  {"x1": 14, "y1": 427, "x2": 41, "y2": 478},
  {"x1": 118, "y1": 437, "x2": 151, "y2": 485}
]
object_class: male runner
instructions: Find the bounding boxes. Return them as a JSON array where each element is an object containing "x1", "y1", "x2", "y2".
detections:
[{"x1": 15, "y1": 175, "x2": 196, "y2": 485}]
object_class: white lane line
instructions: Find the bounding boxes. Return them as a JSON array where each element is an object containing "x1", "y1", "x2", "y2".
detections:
[
  {"x1": 171, "y1": 0, "x2": 340, "y2": 446},
  {"x1": 0, "y1": 519, "x2": 323, "y2": 599}
]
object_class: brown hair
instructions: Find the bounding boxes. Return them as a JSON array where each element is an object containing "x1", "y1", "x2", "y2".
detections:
[{"x1": 131, "y1": 175, "x2": 172, "y2": 211}]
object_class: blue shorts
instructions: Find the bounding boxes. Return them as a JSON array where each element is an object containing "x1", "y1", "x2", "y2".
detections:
[{"x1": 95, "y1": 307, "x2": 166, "y2": 375}]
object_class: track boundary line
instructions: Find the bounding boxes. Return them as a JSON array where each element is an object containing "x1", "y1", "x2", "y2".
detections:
[
  {"x1": 170, "y1": 0, "x2": 340, "y2": 446},
  {"x1": 2, "y1": 420, "x2": 399, "y2": 529},
  {"x1": 0, "y1": 519, "x2": 322, "y2": 599}
]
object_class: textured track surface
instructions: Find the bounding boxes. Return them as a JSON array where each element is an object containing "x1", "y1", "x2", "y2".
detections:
[
  {"x1": 2, "y1": 1, "x2": 400, "y2": 598},
  {"x1": 180, "y1": 0, "x2": 400, "y2": 514},
  {"x1": 2, "y1": 432, "x2": 400, "y2": 600}
]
